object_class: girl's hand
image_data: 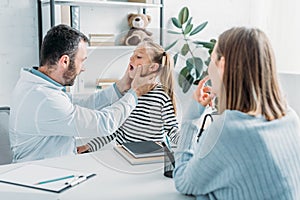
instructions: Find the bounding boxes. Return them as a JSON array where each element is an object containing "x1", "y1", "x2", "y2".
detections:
[
  {"x1": 77, "y1": 144, "x2": 90, "y2": 154},
  {"x1": 193, "y1": 76, "x2": 214, "y2": 107}
]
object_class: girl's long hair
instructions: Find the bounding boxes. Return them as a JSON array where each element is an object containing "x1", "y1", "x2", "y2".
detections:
[{"x1": 140, "y1": 41, "x2": 176, "y2": 114}]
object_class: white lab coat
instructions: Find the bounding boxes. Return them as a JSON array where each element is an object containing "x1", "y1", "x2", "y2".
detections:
[{"x1": 9, "y1": 68, "x2": 137, "y2": 162}]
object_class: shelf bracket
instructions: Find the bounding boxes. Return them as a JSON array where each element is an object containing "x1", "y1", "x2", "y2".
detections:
[{"x1": 50, "y1": 0, "x2": 55, "y2": 27}]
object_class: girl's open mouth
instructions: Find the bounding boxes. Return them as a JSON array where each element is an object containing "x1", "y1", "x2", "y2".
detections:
[{"x1": 129, "y1": 64, "x2": 134, "y2": 71}]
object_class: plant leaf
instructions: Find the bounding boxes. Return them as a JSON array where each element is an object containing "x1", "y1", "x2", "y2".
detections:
[
  {"x1": 193, "y1": 57, "x2": 204, "y2": 78},
  {"x1": 193, "y1": 70, "x2": 210, "y2": 85},
  {"x1": 196, "y1": 70, "x2": 211, "y2": 86},
  {"x1": 210, "y1": 38, "x2": 217, "y2": 43},
  {"x1": 186, "y1": 17, "x2": 193, "y2": 27},
  {"x1": 164, "y1": 40, "x2": 178, "y2": 51},
  {"x1": 178, "y1": 67, "x2": 194, "y2": 93},
  {"x1": 184, "y1": 24, "x2": 193, "y2": 35},
  {"x1": 193, "y1": 41, "x2": 215, "y2": 50},
  {"x1": 186, "y1": 59, "x2": 194, "y2": 69},
  {"x1": 181, "y1": 43, "x2": 189, "y2": 56},
  {"x1": 173, "y1": 53, "x2": 179, "y2": 66},
  {"x1": 186, "y1": 57, "x2": 203, "y2": 78},
  {"x1": 178, "y1": 66, "x2": 189, "y2": 87},
  {"x1": 167, "y1": 30, "x2": 182, "y2": 35},
  {"x1": 190, "y1": 21, "x2": 208, "y2": 36},
  {"x1": 178, "y1": 7, "x2": 189, "y2": 25},
  {"x1": 182, "y1": 74, "x2": 194, "y2": 93},
  {"x1": 204, "y1": 57, "x2": 211, "y2": 66},
  {"x1": 199, "y1": 69, "x2": 209, "y2": 80},
  {"x1": 172, "y1": 17, "x2": 182, "y2": 28}
]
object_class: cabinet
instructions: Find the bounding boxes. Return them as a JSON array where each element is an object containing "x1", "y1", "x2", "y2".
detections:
[{"x1": 37, "y1": 0, "x2": 164, "y2": 93}]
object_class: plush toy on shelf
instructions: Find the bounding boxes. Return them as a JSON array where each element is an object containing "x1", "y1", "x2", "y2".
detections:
[{"x1": 122, "y1": 13, "x2": 153, "y2": 46}]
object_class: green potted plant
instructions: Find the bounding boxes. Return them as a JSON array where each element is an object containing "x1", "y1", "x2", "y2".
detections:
[{"x1": 165, "y1": 7, "x2": 216, "y2": 93}]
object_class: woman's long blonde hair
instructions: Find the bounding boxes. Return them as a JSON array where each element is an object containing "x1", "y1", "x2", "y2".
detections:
[
  {"x1": 139, "y1": 41, "x2": 176, "y2": 114},
  {"x1": 216, "y1": 27, "x2": 286, "y2": 120}
]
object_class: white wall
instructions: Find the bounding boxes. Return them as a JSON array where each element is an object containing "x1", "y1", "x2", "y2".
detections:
[
  {"x1": 268, "y1": 1, "x2": 300, "y2": 73},
  {"x1": 0, "y1": 0, "x2": 39, "y2": 106},
  {"x1": 278, "y1": 72, "x2": 300, "y2": 116},
  {"x1": 164, "y1": 0, "x2": 300, "y2": 73},
  {"x1": 249, "y1": 0, "x2": 300, "y2": 73},
  {"x1": 164, "y1": 0, "x2": 252, "y2": 42}
]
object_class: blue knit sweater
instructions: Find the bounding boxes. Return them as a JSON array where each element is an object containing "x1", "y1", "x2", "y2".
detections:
[{"x1": 173, "y1": 103, "x2": 300, "y2": 199}]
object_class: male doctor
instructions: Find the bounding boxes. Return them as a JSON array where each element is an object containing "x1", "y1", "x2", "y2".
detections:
[{"x1": 9, "y1": 24, "x2": 156, "y2": 162}]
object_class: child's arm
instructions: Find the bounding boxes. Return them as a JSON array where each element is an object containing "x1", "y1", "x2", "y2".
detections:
[
  {"x1": 77, "y1": 133, "x2": 117, "y2": 153},
  {"x1": 162, "y1": 99, "x2": 180, "y2": 144}
]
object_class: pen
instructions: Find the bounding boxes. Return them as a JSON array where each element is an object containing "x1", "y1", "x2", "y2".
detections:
[
  {"x1": 35, "y1": 175, "x2": 75, "y2": 185},
  {"x1": 65, "y1": 174, "x2": 97, "y2": 186},
  {"x1": 65, "y1": 175, "x2": 86, "y2": 186}
]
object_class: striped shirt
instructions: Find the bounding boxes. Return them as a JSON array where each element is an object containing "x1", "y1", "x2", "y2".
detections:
[{"x1": 88, "y1": 85, "x2": 179, "y2": 151}]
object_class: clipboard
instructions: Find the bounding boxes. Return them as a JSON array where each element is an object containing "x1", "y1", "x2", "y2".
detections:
[{"x1": 0, "y1": 164, "x2": 96, "y2": 193}]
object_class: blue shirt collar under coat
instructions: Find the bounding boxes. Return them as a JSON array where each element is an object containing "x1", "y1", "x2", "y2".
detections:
[{"x1": 29, "y1": 67, "x2": 66, "y2": 92}]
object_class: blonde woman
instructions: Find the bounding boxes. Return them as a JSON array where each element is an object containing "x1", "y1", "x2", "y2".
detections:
[
  {"x1": 173, "y1": 27, "x2": 300, "y2": 199},
  {"x1": 77, "y1": 41, "x2": 179, "y2": 153}
]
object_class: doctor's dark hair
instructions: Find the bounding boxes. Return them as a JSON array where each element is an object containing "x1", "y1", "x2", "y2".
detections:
[
  {"x1": 216, "y1": 27, "x2": 286, "y2": 120},
  {"x1": 40, "y1": 24, "x2": 88, "y2": 68}
]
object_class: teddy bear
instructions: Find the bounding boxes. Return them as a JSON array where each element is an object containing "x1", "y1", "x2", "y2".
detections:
[{"x1": 122, "y1": 13, "x2": 153, "y2": 46}]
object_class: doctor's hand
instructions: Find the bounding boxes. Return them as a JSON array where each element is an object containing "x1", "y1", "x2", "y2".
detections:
[
  {"x1": 193, "y1": 76, "x2": 214, "y2": 107},
  {"x1": 116, "y1": 65, "x2": 132, "y2": 95},
  {"x1": 131, "y1": 67, "x2": 157, "y2": 97}
]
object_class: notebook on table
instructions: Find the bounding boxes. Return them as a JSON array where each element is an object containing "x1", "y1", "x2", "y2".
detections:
[
  {"x1": 121, "y1": 141, "x2": 164, "y2": 158},
  {"x1": 113, "y1": 141, "x2": 165, "y2": 165},
  {"x1": 114, "y1": 145, "x2": 164, "y2": 165}
]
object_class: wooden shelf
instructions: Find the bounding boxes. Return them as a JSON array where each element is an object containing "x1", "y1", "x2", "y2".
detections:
[{"x1": 40, "y1": 0, "x2": 162, "y2": 8}]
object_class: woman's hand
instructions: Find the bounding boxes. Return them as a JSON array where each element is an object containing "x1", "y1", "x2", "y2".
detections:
[
  {"x1": 193, "y1": 76, "x2": 214, "y2": 107},
  {"x1": 77, "y1": 144, "x2": 90, "y2": 154}
]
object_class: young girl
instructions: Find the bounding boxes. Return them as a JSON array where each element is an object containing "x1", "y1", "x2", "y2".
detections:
[{"x1": 77, "y1": 41, "x2": 179, "y2": 153}]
